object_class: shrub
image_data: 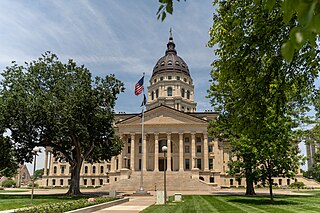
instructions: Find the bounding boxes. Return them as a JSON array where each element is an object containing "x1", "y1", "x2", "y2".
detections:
[
  {"x1": 1, "y1": 179, "x2": 16, "y2": 188},
  {"x1": 290, "y1": 182, "x2": 305, "y2": 191}
]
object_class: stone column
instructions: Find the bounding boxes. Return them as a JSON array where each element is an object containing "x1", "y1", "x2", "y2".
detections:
[
  {"x1": 143, "y1": 134, "x2": 147, "y2": 171},
  {"x1": 214, "y1": 139, "x2": 219, "y2": 172},
  {"x1": 130, "y1": 134, "x2": 135, "y2": 171},
  {"x1": 179, "y1": 133, "x2": 184, "y2": 171},
  {"x1": 191, "y1": 133, "x2": 196, "y2": 168},
  {"x1": 118, "y1": 153, "x2": 123, "y2": 170},
  {"x1": 49, "y1": 152, "x2": 54, "y2": 175},
  {"x1": 203, "y1": 133, "x2": 209, "y2": 171},
  {"x1": 154, "y1": 133, "x2": 159, "y2": 171},
  {"x1": 44, "y1": 148, "x2": 49, "y2": 176},
  {"x1": 167, "y1": 133, "x2": 171, "y2": 171}
]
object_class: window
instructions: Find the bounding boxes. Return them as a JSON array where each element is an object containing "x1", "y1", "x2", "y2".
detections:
[
  {"x1": 84, "y1": 179, "x2": 87, "y2": 185},
  {"x1": 230, "y1": 179, "x2": 234, "y2": 186},
  {"x1": 208, "y1": 145, "x2": 213, "y2": 153},
  {"x1": 209, "y1": 159, "x2": 214, "y2": 170},
  {"x1": 139, "y1": 138, "x2": 142, "y2": 143},
  {"x1": 177, "y1": 103, "x2": 179, "y2": 110},
  {"x1": 185, "y1": 145, "x2": 190, "y2": 153},
  {"x1": 139, "y1": 159, "x2": 142, "y2": 170},
  {"x1": 52, "y1": 179, "x2": 56, "y2": 186},
  {"x1": 161, "y1": 62, "x2": 165, "y2": 66},
  {"x1": 210, "y1": 176, "x2": 214, "y2": 183},
  {"x1": 197, "y1": 159, "x2": 202, "y2": 169},
  {"x1": 100, "y1": 179, "x2": 103, "y2": 185},
  {"x1": 196, "y1": 137, "x2": 202, "y2": 143},
  {"x1": 156, "y1": 89, "x2": 159, "y2": 98},
  {"x1": 61, "y1": 166, "x2": 65, "y2": 174},
  {"x1": 181, "y1": 88, "x2": 185, "y2": 97},
  {"x1": 184, "y1": 137, "x2": 189, "y2": 143},
  {"x1": 154, "y1": 79, "x2": 157, "y2": 83},
  {"x1": 168, "y1": 76, "x2": 172, "y2": 80},
  {"x1": 160, "y1": 76, "x2": 164, "y2": 81},
  {"x1": 187, "y1": 90, "x2": 190, "y2": 99},
  {"x1": 128, "y1": 159, "x2": 131, "y2": 169},
  {"x1": 168, "y1": 60, "x2": 172, "y2": 65},
  {"x1": 208, "y1": 137, "x2": 212, "y2": 142},
  {"x1": 60, "y1": 179, "x2": 63, "y2": 186},
  {"x1": 92, "y1": 179, "x2": 95, "y2": 186},
  {"x1": 185, "y1": 159, "x2": 190, "y2": 170},
  {"x1": 92, "y1": 166, "x2": 96, "y2": 174},
  {"x1": 84, "y1": 166, "x2": 88, "y2": 174},
  {"x1": 238, "y1": 179, "x2": 242, "y2": 186},
  {"x1": 100, "y1": 166, "x2": 104, "y2": 174},
  {"x1": 184, "y1": 78, "x2": 187, "y2": 82},
  {"x1": 127, "y1": 138, "x2": 131, "y2": 144},
  {"x1": 197, "y1": 145, "x2": 201, "y2": 153},
  {"x1": 167, "y1": 87, "x2": 172, "y2": 96},
  {"x1": 151, "y1": 91, "x2": 154, "y2": 100},
  {"x1": 176, "y1": 76, "x2": 180, "y2": 80},
  {"x1": 53, "y1": 166, "x2": 57, "y2": 174},
  {"x1": 139, "y1": 146, "x2": 142, "y2": 153},
  {"x1": 279, "y1": 179, "x2": 282, "y2": 186},
  {"x1": 128, "y1": 146, "x2": 131, "y2": 153},
  {"x1": 175, "y1": 61, "x2": 180, "y2": 66},
  {"x1": 68, "y1": 179, "x2": 71, "y2": 185}
]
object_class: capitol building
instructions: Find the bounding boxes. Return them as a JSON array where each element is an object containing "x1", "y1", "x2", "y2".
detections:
[{"x1": 41, "y1": 34, "x2": 315, "y2": 191}]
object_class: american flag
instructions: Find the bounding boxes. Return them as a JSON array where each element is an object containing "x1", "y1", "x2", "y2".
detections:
[{"x1": 135, "y1": 76, "x2": 144, "y2": 96}]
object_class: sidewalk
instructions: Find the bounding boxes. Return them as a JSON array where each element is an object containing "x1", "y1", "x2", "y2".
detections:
[{"x1": 93, "y1": 195, "x2": 156, "y2": 213}]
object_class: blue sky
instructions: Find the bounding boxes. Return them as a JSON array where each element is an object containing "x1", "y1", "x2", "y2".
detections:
[
  {"x1": 0, "y1": 0, "x2": 215, "y2": 114},
  {"x1": 0, "y1": 0, "x2": 215, "y2": 172}
]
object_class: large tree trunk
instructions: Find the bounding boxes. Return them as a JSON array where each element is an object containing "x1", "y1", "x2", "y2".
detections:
[
  {"x1": 268, "y1": 176, "x2": 274, "y2": 203},
  {"x1": 245, "y1": 178, "x2": 256, "y2": 195},
  {"x1": 66, "y1": 158, "x2": 83, "y2": 196}
]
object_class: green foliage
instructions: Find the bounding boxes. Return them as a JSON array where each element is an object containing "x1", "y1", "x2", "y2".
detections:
[
  {"x1": 15, "y1": 197, "x2": 117, "y2": 213},
  {"x1": 0, "y1": 136, "x2": 18, "y2": 177},
  {"x1": 290, "y1": 181, "x2": 305, "y2": 190},
  {"x1": 0, "y1": 52, "x2": 125, "y2": 195},
  {"x1": 156, "y1": 0, "x2": 185, "y2": 21},
  {"x1": 33, "y1": 168, "x2": 44, "y2": 179},
  {"x1": 1, "y1": 179, "x2": 16, "y2": 188},
  {"x1": 208, "y1": 0, "x2": 319, "y2": 201}
]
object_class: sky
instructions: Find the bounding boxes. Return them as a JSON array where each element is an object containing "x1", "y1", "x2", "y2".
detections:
[
  {"x1": 0, "y1": 0, "x2": 216, "y2": 173},
  {"x1": 0, "y1": 0, "x2": 308, "y2": 174}
]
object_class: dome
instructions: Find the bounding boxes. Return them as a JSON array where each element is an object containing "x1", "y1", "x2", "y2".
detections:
[{"x1": 152, "y1": 35, "x2": 190, "y2": 77}]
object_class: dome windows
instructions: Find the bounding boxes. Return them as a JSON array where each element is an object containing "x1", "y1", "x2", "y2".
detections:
[
  {"x1": 167, "y1": 60, "x2": 173, "y2": 65},
  {"x1": 161, "y1": 61, "x2": 165, "y2": 66},
  {"x1": 168, "y1": 76, "x2": 172, "y2": 80},
  {"x1": 175, "y1": 61, "x2": 180, "y2": 66},
  {"x1": 167, "y1": 87, "x2": 172, "y2": 96}
]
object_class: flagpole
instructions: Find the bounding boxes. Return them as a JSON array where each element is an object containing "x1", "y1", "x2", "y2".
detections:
[{"x1": 140, "y1": 72, "x2": 145, "y2": 193}]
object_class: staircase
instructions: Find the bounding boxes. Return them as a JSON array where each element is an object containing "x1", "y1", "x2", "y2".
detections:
[{"x1": 98, "y1": 171, "x2": 212, "y2": 192}]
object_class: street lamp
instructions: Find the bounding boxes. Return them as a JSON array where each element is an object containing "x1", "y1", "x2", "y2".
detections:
[
  {"x1": 162, "y1": 145, "x2": 167, "y2": 205},
  {"x1": 124, "y1": 156, "x2": 127, "y2": 169},
  {"x1": 31, "y1": 146, "x2": 40, "y2": 205}
]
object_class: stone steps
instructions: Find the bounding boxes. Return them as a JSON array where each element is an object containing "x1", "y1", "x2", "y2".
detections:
[{"x1": 98, "y1": 171, "x2": 212, "y2": 192}]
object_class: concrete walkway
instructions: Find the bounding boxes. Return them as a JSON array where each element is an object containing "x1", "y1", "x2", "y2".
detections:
[{"x1": 93, "y1": 196, "x2": 156, "y2": 213}]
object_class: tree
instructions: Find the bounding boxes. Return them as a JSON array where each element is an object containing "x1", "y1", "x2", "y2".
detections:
[
  {"x1": 208, "y1": 0, "x2": 319, "y2": 202},
  {"x1": 34, "y1": 168, "x2": 44, "y2": 180},
  {"x1": 157, "y1": 0, "x2": 320, "y2": 61},
  {"x1": 0, "y1": 52, "x2": 125, "y2": 195},
  {"x1": 0, "y1": 136, "x2": 18, "y2": 177}
]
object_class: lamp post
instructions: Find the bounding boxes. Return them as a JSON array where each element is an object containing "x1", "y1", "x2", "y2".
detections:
[
  {"x1": 162, "y1": 145, "x2": 167, "y2": 205},
  {"x1": 124, "y1": 156, "x2": 127, "y2": 169},
  {"x1": 31, "y1": 146, "x2": 40, "y2": 205}
]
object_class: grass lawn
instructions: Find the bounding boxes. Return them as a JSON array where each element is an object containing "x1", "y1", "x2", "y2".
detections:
[
  {"x1": 142, "y1": 194, "x2": 320, "y2": 213},
  {"x1": 0, "y1": 189, "x2": 29, "y2": 193},
  {"x1": 0, "y1": 194, "x2": 84, "y2": 210}
]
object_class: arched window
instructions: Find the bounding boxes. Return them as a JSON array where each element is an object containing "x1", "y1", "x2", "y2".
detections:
[
  {"x1": 100, "y1": 166, "x2": 104, "y2": 174},
  {"x1": 187, "y1": 90, "x2": 190, "y2": 99},
  {"x1": 84, "y1": 166, "x2": 88, "y2": 174},
  {"x1": 151, "y1": 91, "x2": 154, "y2": 100},
  {"x1": 181, "y1": 88, "x2": 185, "y2": 98},
  {"x1": 92, "y1": 166, "x2": 96, "y2": 174},
  {"x1": 53, "y1": 166, "x2": 57, "y2": 174},
  {"x1": 156, "y1": 89, "x2": 159, "y2": 98},
  {"x1": 167, "y1": 87, "x2": 172, "y2": 96}
]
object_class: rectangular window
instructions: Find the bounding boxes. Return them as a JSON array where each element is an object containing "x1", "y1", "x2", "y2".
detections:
[
  {"x1": 127, "y1": 138, "x2": 131, "y2": 144},
  {"x1": 92, "y1": 179, "x2": 95, "y2": 186},
  {"x1": 209, "y1": 159, "x2": 214, "y2": 170},
  {"x1": 185, "y1": 159, "x2": 190, "y2": 170},
  {"x1": 52, "y1": 179, "x2": 56, "y2": 186},
  {"x1": 208, "y1": 145, "x2": 213, "y2": 153},
  {"x1": 176, "y1": 76, "x2": 180, "y2": 80},
  {"x1": 197, "y1": 159, "x2": 202, "y2": 169},
  {"x1": 185, "y1": 145, "x2": 190, "y2": 153},
  {"x1": 184, "y1": 137, "x2": 189, "y2": 143},
  {"x1": 128, "y1": 146, "x2": 131, "y2": 153},
  {"x1": 60, "y1": 166, "x2": 65, "y2": 174},
  {"x1": 168, "y1": 76, "x2": 172, "y2": 80},
  {"x1": 196, "y1": 137, "x2": 202, "y2": 143},
  {"x1": 139, "y1": 159, "x2": 142, "y2": 170},
  {"x1": 139, "y1": 146, "x2": 142, "y2": 153},
  {"x1": 139, "y1": 138, "x2": 142, "y2": 143},
  {"x1": 197, "y1": 145, "x2": 201, "y2": 153},
  {"x1": 160, "y1": 76, "x2": 164, "y2": 81},
  {"x1": 84, "y1": 179, "x2": 87, "y2": 186},
  {"x1": 208, "y1": 137, "x2": 212, "y2": 142},
  {"x1": 60, "y1": 179, "x2": 63, "y2": 186},
  {"x1": 100, "y1": 179, "x2": 103, "y2": 185}
]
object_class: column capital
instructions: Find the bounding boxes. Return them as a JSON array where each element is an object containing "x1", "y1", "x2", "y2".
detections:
[
  {"x1": 203, "y1": 133, "x2": 208, "y2": 140},
  {"x1": 191, "y1": 133, "x2": 196, "y2": 138},
  {"x1": 130, "y1": 133, "x2": 135, "y2": 138},
  {"x1": 167, "y1": 133, "x2": 171, "y2": 139}
]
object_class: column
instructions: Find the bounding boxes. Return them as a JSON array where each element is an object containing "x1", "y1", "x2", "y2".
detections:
[
  {"x1": 191, "y1": 133, "x2": 196, "y2": 169},
  {"x1": 143, "y1": 134, "x2": 147, "y2": 171},
  {"x1": 118, "y1": 153, "x2": 123, "y2": 170},
  {"x1": 130, "y1": 134, "x2": 135, "y2": 171},
  {"x1": 44, "y1": 148, "x2": 48, "y2": 176},
  {"x1": 49, "y1": 152, "x2": 54, "y2": 175},
  {"x1": 203, "y1": 133, "x2": 209, "y2": 171},
  {"x1": 179, "y1": 133, "x2": 184, "y2": 171},
  {"x1": 214, "y1": 139, "x2": 219, "y2": 172},
  {"x1": 154, "y1": 133, "x2": 159, "y2": 171},
  {"x1": 167, "y1": 133, "x2": 171, "y2": 171},
  {"x1": 111, "y1": 157, "x2": 115, "y2": 172}
]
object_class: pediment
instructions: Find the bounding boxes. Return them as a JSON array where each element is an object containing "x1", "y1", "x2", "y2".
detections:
[{"x1": 117, "y1": 105, "x2": 208, "y2": 126}]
